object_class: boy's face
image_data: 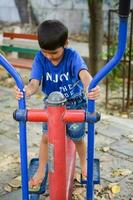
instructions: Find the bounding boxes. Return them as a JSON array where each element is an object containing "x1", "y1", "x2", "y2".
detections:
[{"x1": 41, "y1": 47, "x2": 64, "y2": 64}]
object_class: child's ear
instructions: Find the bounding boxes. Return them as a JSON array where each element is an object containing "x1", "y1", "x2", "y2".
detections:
[{"x1": 64, "y1": 39, "x2": 69, "y2": 47}]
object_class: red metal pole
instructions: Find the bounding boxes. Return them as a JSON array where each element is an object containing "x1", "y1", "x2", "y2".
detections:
[
  {"x1": 48, "y1": 105, "x2": 71, "y2": 200},
  {"x1": 27, "y1": 109, "x2": 48, "y2": 122},
  {"x1": 47, "y1": 104, "x2": 85, "y2": 200},
  {"x1": 63, "y1": 110, "x2": 85, "y2": 122},
  {"x1": 48, "y1": 106, "x2": 66, "y2": 200}
]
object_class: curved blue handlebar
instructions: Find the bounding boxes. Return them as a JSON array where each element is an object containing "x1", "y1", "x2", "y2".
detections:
[
  {"x1": 87, "y1": 18, "x2": 128, "y2": 200},
  {"x1": 89, "y1": 18, "x2": 127, "y2": 92},
  {"x1": 119, "y1": 0, "x2": 130, "y2": 17},
  {"x1": 0, "y1": 54, "x2": 29, "y2": 200},
  {"x1": 0, "y1": 54, "x2": 26, "y2": 108}
]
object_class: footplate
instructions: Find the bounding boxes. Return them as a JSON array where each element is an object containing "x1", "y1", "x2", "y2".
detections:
[
  {"x1": 28, "y1": 158, "x2": 48, "y2": 194},
  {"x1": 81, "y1": 158, "x2": 100, "y2": 185},
  {"x1": 93, "y1": 158, "x2": 100, "y2": 184}
]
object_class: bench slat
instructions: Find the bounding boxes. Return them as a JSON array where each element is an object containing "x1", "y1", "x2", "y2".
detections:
[
  {"x1": 0, "y1": 32, "x2": 38, "y2": 70},
  {"x1": 3, "y1": 38, "x2": 39, "y2": 49},
  {"x1": 7, "y1": 57, "x2": 33, "y2": 69},
  {"x1": 1, "y1": 45, "x2": 38, "y2": 55},
  {"x1": 4, "y1": 32, "x2": 37, "y2": 40}
]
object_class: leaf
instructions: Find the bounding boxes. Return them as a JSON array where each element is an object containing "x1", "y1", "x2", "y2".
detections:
[
  {"x1": 4, "y1": 185, "x2": 12, "y2": 192},
  {"x1": 127, "y1": 134, "x2": 133, "y2": 139},
  {"x1": 8, "y1": 176, "x2": 21, "y2": 188},
  {"x1": 108, "y1": 183, "x2": 120, "y2": 194},
  {"x1": 119, "y1": 169, "x2": 132, "y2": 176},
  {"x1": 111, "y1": 185, "x2": 120, "y2": 194},
  {"x1": 102, "y1": 146, "x2": 110, "y2": 152},
  {"x1": 74, "y1": 172, "x2": 81, "y2": 183},
  {"x1": 127, "y1": 134, "x2": 133, "y2": 142},
  {"x1": 95, "y1": 184, "x2": 103, "y2": 192},
  {"x1": 111, "y1": 168, "x2": 132, "y2": 177},
  {"x1": 95, "y1": 147, "x2": 102, "y2": 151}
]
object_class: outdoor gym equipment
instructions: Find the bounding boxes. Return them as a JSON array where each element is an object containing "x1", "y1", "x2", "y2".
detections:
[{"x1": 0, "y1": 0, "x2": 130, "y2": 199}]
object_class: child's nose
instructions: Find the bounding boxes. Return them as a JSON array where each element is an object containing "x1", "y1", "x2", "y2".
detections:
[{"x1": 46, "y1": 54, "x2": 52, "y2": 60}]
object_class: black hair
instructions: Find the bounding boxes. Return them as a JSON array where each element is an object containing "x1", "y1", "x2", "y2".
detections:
[{"x1": 37, "y1": 20, "x2": 68, "y2": 50}]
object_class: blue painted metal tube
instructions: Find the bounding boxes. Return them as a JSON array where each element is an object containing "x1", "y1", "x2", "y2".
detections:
[
  {"x1": 86, "y1": 18, "x2": 128, "y2": 200},
  {"x1": 0, "y1": 54, "x2": 29, "y2": 200}
]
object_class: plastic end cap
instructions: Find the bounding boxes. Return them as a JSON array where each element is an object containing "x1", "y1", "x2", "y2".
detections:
[{"x1": 47, "y1": 91, "x2": 66, "y2": 105}]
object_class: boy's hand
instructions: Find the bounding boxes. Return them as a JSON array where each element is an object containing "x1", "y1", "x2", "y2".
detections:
[
  {"x1": 14, "y1": 85, "x2": 31, "y2": 100},
  {"x1": 14, "y1": 85, "x2": 23, "y2": 100},
  {"x1": 86, "y1": 85, "x2": 100, "y2": 100},
  {"x1": 23, "y1": 85, "x2": 32, "y2": 97}
]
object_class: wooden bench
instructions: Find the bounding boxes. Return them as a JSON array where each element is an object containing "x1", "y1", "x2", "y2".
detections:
[{"x1": 0, "y1": 32, "x2": 39, "y2": 69}]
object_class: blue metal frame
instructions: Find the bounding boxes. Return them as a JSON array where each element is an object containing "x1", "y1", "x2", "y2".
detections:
[
  {"x1": 0, "y1": 54, "x2": 29, "y2": 200},
  {"x1": 87, "y1": 18, "x2": 128, "y2": 200},
  {"x1": 0, "y1": 3, "x2": 129, "y2": 199}
]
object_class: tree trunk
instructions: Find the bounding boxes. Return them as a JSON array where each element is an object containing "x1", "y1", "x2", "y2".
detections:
[
  {"x1": 88, "y1": 0, "x2": 103, "y2": 76},
  {"x1": 15, "y1": 0, "x2": 29, "y2": 23}
]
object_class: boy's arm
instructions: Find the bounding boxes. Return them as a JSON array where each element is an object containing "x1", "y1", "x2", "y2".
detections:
[
  {"x1": 14, "y1": 79, "x2": 40, "y2": 100},
  {"x1": 25, "y1": 79, "x2": 40, "y2": 97},
  {"x1": 79, "y1": 69, "x2": 100, "y2": 100}
]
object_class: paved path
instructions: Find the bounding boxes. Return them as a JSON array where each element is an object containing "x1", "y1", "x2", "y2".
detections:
[{"x1": 0, "y1": 86, "x2": 133, "y2": 200}]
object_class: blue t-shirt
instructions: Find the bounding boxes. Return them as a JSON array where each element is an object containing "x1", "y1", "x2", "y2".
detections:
[{"x1": 30, "y1": 48, "x2": 88, "y2": 99}]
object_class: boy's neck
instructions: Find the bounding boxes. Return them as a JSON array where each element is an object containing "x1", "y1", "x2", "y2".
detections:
[{"x1": 51, "y1": 49, "x2": 65, "y2": 66}]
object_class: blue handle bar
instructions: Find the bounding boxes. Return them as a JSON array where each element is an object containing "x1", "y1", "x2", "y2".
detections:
[
  {"x1": 0, "y1": 54, "x2": 29, "y2": 200},
  {"x1": 119, "y1": 0, "x2": 130, "y2": 17},
  {"x1": 87, "y1": 18, "x2": 128, "y2": 200},
  {"x1": 0, "y1": 54, "x2": 26, "y2": 107},
  {"x1": 89, "y1": 18, "x2": 127, "y2": 92}
]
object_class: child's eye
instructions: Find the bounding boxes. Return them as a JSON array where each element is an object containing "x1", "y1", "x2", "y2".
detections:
[{"x1": 51, "y1": 52, "x2": 58, "y2": 55}]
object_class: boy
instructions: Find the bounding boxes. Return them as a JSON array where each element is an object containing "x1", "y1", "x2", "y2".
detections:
[{"x1": 15, "y1": 20, "x2": 100, "y2": 189}]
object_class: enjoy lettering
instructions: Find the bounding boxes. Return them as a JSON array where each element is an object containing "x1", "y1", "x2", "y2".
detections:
[{"x1": 46, "y1": 72, "x2": 69, "y2": 83}]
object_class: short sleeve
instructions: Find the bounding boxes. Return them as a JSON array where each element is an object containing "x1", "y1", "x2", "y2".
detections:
[
  {"x1": 30, "y1": 52, "x2": 43, "y2": 81},
  {"x1": 71, "y1": 51, "x2": 88, "y2": 79}
]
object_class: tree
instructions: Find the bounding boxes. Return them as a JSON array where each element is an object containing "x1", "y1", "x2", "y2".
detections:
[
  {"x1": 88, "y1": 0, "x2": 103, "y2": 76},
  {"x1": 14, "y1": 0, "x2": 29, "y2": 23}
]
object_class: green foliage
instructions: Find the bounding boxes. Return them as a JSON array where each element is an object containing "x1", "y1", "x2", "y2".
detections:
[
  {"x1": 103, "y1": 39, "x2": 133, "y2": 91},
  {"x1": 108, "y1": 64, "x2": 123, "y2": 90},
  {"x1": 125, "y1": 43, "x2": 133, "y2": 60}
]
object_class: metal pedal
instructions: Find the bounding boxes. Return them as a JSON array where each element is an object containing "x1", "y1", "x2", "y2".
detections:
[
  {"x1": 80, "y1": 158, "x2": 100, "y2": 185},
  {"x1": 93, "y1": 159, "x2": 100, "y2": 184}
]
